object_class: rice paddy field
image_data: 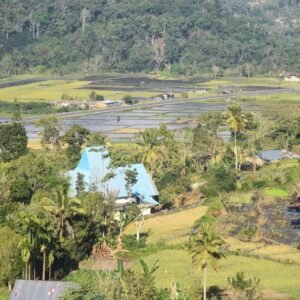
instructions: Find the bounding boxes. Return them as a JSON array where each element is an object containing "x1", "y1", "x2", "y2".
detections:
[{"x1": 0, "y1": 74, "x2": 299, "y2": 141}]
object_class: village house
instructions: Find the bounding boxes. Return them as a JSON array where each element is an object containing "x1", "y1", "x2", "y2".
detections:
[
  {"x1": 153, "y1": 92, "x2": 174, "y2": 101},
  {"x1": 282, "y1": 72, "x2": 300, "y2": 82},
  {"x1": 258, "y1": 149, "x2": 300, "y2": 162},
  {"x1": 10, "y1": 280, "x2": 77, "y2": 300},
  {"x1": 53, "y1": 100, "x2": 122, "y2": 110},
  {"x1": 67, "y1": 147, "x2": 159, "y2": 215}
]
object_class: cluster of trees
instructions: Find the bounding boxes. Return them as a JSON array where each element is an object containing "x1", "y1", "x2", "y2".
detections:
[
  {"x1": 0, "y1": 107, "x2": 141, "y2": 288},
  {"x1": 0, "y1": 100, "x2": 299, "y2": 296},
  {"x1": 0, "y1": 0, "x2": 299, "y2": 75}
]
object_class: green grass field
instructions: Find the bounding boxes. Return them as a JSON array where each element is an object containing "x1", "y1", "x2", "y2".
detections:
[
  {"x1": 0, "y1": 289, "x2": 9, "y2": 300},
  {"x1": 124, "y1": 200, "x2": 300, "y2": 298},
  {"x1": 0, "y1": 75, "x2": 298, "y2": 103},
  {"x1": 0, "y1": 79, "x2": 165, "y2": 102},
  {"x1": 264, "y1": 188, "x2": 289, "y2": 197},
  {"x1": 137, "y1": 250, "x2": 300, "y2": 299}
]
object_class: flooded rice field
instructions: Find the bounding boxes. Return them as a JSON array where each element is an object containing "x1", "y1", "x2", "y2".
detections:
[{"x1": 20, "y1": 102, "x2": 231, "y2": 141}]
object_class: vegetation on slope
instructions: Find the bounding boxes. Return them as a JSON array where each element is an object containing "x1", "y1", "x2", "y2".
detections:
[{"x1": 0, "y1": 0, "x2": 299, "y2": 76}]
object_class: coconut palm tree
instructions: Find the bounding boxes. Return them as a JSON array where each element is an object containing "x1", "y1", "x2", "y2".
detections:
[
  {"x1": 190, "y1": 223, "x2": 227, "y2": 300},
  {"x1": 137, "y1": 128, "x2": 161, "y2": 174},
  {"x1": 225, "y1": 104, "x2": 247, "y2": 169},
  {"x1": 43, "y1": 188, "x2": 86, "y2": 238}
]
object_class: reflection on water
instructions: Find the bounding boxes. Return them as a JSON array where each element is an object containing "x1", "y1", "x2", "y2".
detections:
[{"x1": 3, "y1": 103, "x2": 231, "y2": 141}]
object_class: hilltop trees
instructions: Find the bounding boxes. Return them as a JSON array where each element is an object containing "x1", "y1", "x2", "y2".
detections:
[{"x1": 0, "y1": 0, "x2": 299, "y2": 75}]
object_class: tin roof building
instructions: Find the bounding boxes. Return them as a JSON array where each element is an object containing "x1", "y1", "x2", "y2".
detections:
[{"x1": 67, "y1": 147, "x2": 159, "y2": 206}]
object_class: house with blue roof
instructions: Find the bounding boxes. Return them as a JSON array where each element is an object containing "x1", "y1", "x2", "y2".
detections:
[
  {"x1": 67, "y1": 147, "x2": 159, "y2": 214},
  {"x1": 258, "y1": 149, "x2": 300, "y2": 162}
]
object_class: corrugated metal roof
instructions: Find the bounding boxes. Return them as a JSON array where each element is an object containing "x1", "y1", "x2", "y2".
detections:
[
  {"x1": 10, "y1": 280, "x2": 77, "y2": 300},
  {"x1": 68, "y1": 147, "x2": 159, "y2": 205},
  {"x1": 259, "y1": 150, "x2": 284, "y2": 161}
]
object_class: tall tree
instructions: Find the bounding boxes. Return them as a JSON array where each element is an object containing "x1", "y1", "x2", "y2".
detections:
[
  {"x1": 124, "y1": 168, "x2": 138, "y2": 198},
  {"x1": 137, "y1": 128, "x2": 161, "y2": 174},
  {"x1": 225, "y1": 104, "x2": 247, "y2": 170},
  {"x1": 43, "y1": 188, "x2": 86, "y2": 238},
  {"x1": 190, "y1": 223, "x2": 226, "y2": 300},
  {"x1": 35, "y1": 116, "x2": 61, "y2": 150},
  {"x1": 0, "y1": 100, "x2": 28, "y2": 162},
  {"x1": 75, "y1": 172, "x2": 85, "y2": 196},
  {"x1": 62, "y1": 125, "x2": 90, "y2": 167}
]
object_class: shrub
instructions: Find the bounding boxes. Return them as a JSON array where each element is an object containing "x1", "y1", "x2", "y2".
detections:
[
  {"x1": 228, "y1": 272, "x2": 262, "y2": 300},
  {"x1": 237, "y1": 226, "x2": 257, "y2": 242},
  {"x1": 89, "y1": 91, "x2": 97, "y2": 101},
  {"x1": 95, "y1": 94, "x2": 104, "y2": 101},
  {"x1": 200, "y1": 184, "x2": 218, "y2": 198},
  {"x1": 123, "y1": 95, "x2": 137, "y2": 105},
  {"x1": 193, "y1": 215, "x2": 216, "y2": 228},
  {"x1": 123, "y1": 234, "x2": 147, "y2": 250},
  {"x1": 252, "y1": 180, "x2": 266, "y2": 189},
  {"x1": 240, "y1": 182, "x2": 251, "y2": 192}
]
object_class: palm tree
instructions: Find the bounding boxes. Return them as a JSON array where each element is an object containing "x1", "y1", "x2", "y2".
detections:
[
  {"x1": 225, "y1": 104, "x2": 247, "y2": 169},
  {"x1": 190, "y1": 223, "x2": 227, "y2": 300},
  {"x1": 18, "y1": 238, "x2": 31, "y2": 280},
  {"x1": 137, "y1": 129, "x2": 161, "y2": 174},
  {"x1": 43, "y1": 188, "x2": 86, "y2": 238}
]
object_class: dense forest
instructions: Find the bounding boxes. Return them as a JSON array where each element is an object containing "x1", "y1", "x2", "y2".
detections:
[{"x1": 0, "y1": 0, "x2": 299, "y2": 76}]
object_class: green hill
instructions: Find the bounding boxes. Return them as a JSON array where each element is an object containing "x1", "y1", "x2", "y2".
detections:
[{"x1": 0, "y1": 0, "x2": 299, "y2": 75}]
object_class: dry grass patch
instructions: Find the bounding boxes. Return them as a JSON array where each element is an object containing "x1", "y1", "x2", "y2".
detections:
[
  {"x1": 124, "y1": 206, "x2": 208, "y2": 244},
  {"x1": 111, "y1": 128, "x2": 143, "y2": 134},
  {"x1": 28, "y1": 140, "x2": 42, "y2": 149},
  {"x1": 225, "y1": 237, "x2": 300, "y2": 264}
]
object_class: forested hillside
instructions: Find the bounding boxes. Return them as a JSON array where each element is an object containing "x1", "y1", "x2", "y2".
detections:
[{"x1": 0, "y1": 0, "x2": 299, "y2": 75}]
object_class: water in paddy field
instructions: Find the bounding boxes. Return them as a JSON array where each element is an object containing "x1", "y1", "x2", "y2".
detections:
[{"x1": 12, "y1": 102, "x2": 231, "y2": 141}]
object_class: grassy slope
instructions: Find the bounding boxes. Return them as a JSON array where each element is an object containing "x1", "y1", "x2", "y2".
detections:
[
  {"x1": 124, "y1": 195, "x2": 300, "y2": 298},
  {"x1": 139, "y1": 250, "x2": 300, "y2": 298},
  {"x1": 0, "y1": 289, "x2": 9, "y2": 300},
  {"x1": 124, "y1": 206, "x2": 208, "y2": 244},
  {"x1": 0, "y1": 80, "x2": 162, "y2": 102}
]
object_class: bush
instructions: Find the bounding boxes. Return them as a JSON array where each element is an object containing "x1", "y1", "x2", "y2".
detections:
[
  {"x1": 252, "y1": 180, "x2": 266, "y2": 189},
  {"x1": 237, "y1": 226, "x2": 257, "y2": 241},
  {"x1": 240, "y1": 182, "x2": 251, "y2": 192},
  {"x1": 122, "y1": 234, "x2": 147, "y2": 250},
  {"x1": 200, "y1": 184, "x2": 218, "y2": 198},
  {"x1": 228, "y1": 272, "x2": 262, "y2": 300},
  {"x1": 95, "y1": 94, "x2": 104, "y2": 101},
  {"x1": 193, "y1": 215, "x2": 216, "y2": 228},
  {"x1": 123, "y1": 95, "x2": 137, "y2": 105}
]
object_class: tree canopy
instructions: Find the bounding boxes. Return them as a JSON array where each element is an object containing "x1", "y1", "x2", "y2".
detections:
[{"x1": 0, "y1": 0, "x2": 299, "y2": 75}]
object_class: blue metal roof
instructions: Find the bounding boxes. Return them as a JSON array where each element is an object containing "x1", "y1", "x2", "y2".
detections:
[
  {"x1": 68, "y1": 147, "x2": 159, "y2": 206},
  {"x1": 259, "y1": 150, "x2": 284, "y2": 161},
  {"x1": 10, "y1": 280, "x2": 77, "y2": 300}
]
